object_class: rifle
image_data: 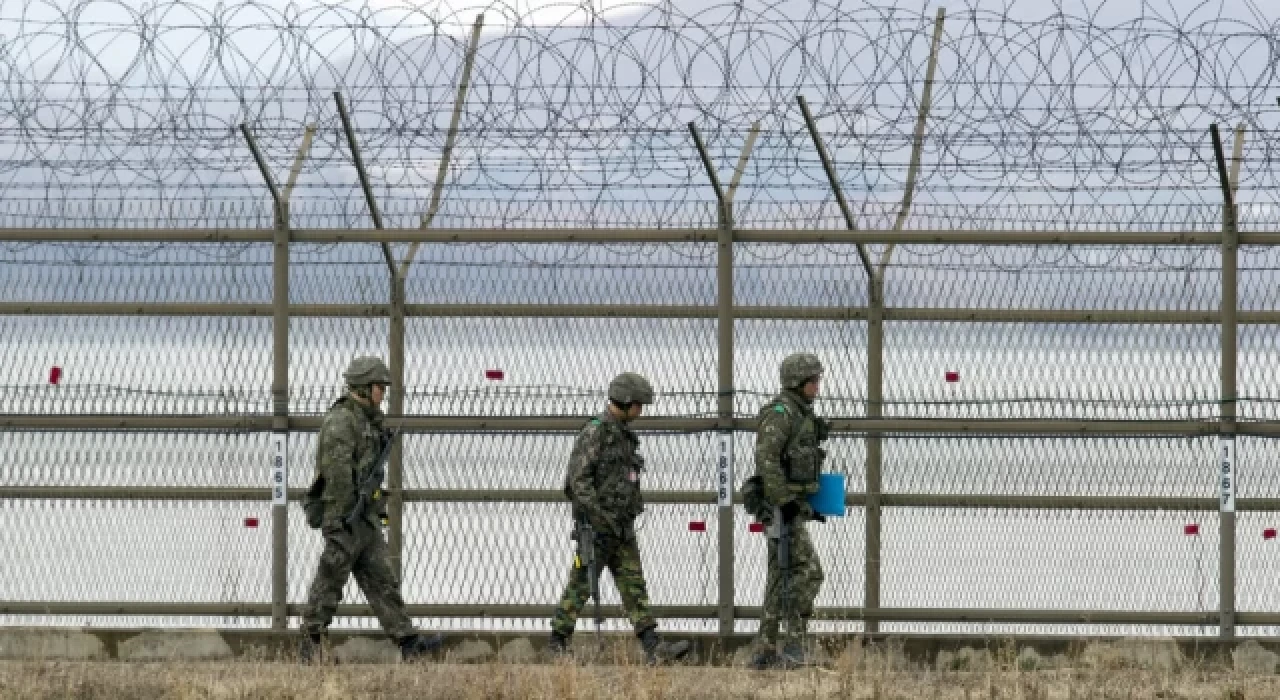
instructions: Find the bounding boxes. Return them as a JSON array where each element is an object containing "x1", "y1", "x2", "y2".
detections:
[
  {"x1": 574, "y1": 517, "x2": 603, "y2": 649},
  {"x1": 773, "y1": 505, "x2": 792, "y2": 655},
  {"x1": 344, "y1": 427, "x2": 400, "y2": 527}
]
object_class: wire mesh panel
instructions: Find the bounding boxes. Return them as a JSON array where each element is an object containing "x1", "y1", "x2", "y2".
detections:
[
  {"x1": 883, "y1": 245, "x2": 1221, "y2": 311},
  {"x1": 0, "y1": 316, "x2": 272, "y2": 415},
  {"x1": 0, "y1": 242, "x2": 273, "y2": 304},
  {"x1": 0, "y1": 431, "x2": 270, "y2": 488},
  {"x1": 734, "y1": 320, "x2": 869, "y2": 418},
  {"x1": 884, "y1": 436, "x2": 1216, "y2": 498},
  {"x1": 400, "y1": 432, "x2": 719, "y2": 492},
  {"x1": 404, "y1": 317, "x2": 719, "y2": 417},
  {"x1": 884, "y1": 323, "x2": 1221, "y2": 421},
  {"x1": 289, "y1": 318, "x2": 390, "y2": 415},
  {"x1": 881, "y1": 507, "x2": 1220, "y2": 614},
  {"x1": 0, "y1": 499, "x2": 273, "y2": 604},
  {"x1": 403, "y1": 243, "x2": 718, "y2": 307}
]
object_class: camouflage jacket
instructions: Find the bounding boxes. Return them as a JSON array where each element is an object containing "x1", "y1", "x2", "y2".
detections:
[
  {"x1": 315, "y1": 395, "x2": 388, "y2": 528},
  {"x1": 754, "y1": 389, "x2": 828, "y2": 508},
  {"x1": 563, "y1": 411, "x2": 645, "y2": 538}
]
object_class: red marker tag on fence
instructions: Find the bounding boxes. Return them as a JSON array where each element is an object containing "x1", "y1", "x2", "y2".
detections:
[
  {"x1": 484, "y1": 369, "x2": 505, "y2": 381},
  {"x1": 945, "y1": 371, "x2": 960, "y2": 383},
  {"x1": 688, "y1": 521, "x2": 706, "y2": 532},
  {"x1": 244, "y1": 517, "x2": 260, "y2": 528},
  {"x1": 1184, "y1": 524, "x2": 1200, "y2": 536},
  {"x1": 1265, "y1": 528, "x2": 1276, "y2": 540},
  {"x1": 49, "y1": 366, "x2": 62, "y2": 385},
  {"x1": 749, "y1": 522, "x2": 765, "y2": 533}
]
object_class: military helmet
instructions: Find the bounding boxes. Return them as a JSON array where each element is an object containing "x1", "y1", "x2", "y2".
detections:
[
  {"x1": 780, "y1": 353, "x2": 823, "y2": 389},
  {"x1": 608, "y1": 372, "x2": 655, "y2": 405},
  {"x1": 343, "y1": 356, "x2": 392, "y2": 386}
]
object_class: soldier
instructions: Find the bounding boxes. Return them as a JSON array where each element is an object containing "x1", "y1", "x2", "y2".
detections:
[
  {"x1": 298, "y1": 356, "x2": 442, "y2": 663},
  {"x1": 547, "y1": 372, "x2": 691, "y2": 665},
  {"x1": 748, "y1": 353, "x2": 830, "y2": 670}
]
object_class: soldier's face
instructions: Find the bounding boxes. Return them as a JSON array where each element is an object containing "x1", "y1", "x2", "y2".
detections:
[
  {"x1": 627, "y1": 403, "x2": 644, "y2": 420},
  {"x1": 371, "y1": 383, "x2": 388, "y2": 405},
  {"x1": 802, "y1": 377, "x2": 822, "y2": 401}
]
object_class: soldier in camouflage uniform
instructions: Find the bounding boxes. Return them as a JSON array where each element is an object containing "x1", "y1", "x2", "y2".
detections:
[
  {"x1": 548, "y1": 372, "x2": 691, "y2": 665},
  {"x1": 298, "y1": 356, "x2": 442, "y2": 663},
  {"x1": 749, "y1": 353, "x2": 829, "y2": 670}
]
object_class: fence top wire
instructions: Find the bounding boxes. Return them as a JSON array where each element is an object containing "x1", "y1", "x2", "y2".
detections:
[{"x1": 3, "y1": 0, "x2": 1280, "y2": 231}]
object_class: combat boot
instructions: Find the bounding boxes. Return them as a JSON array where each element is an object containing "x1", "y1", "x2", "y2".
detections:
[
  {"x1": 748, "y1": 646, "x2": 783, "y2": 670},
  {"x1": 639, "y1": 627, "x2": 691, "y2": 665},
  {"x1": 399, "y1": 632, "x2": 445, "y2": 661},
  {"x1": 297, "y1": 632, "x2": 325, "y2": 664},
  {"x1": 547, "y1": 631, "x2": 572, "y2": 659},
  {"x1": 779, "y1": 639, "x2": 822, "y2": 668}
]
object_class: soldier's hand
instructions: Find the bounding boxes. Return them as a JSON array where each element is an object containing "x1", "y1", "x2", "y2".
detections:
[
  {"x1": 779, "y1": 500, "x2": 803, "y2": 523},
  {"x1": 321, "y1": 519, "x2": 347, "y2": 537},
  {"x1": 810, "y1": 512, "x2": 827, "y2": 524}
]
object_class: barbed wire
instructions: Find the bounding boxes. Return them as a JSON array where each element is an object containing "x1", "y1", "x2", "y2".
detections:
[{"x1": 2, "y1": 0, "x2": 1280, "y2": 229}]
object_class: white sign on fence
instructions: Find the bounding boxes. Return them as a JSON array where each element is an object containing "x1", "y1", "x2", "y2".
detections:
[
  {"x1": 1220, "y1": 436, "x2": 1235, "y2": 513},
  {"x1": 717, "y1": 433, "x2": 733, "y2": 508},
  {"x1": 271, "y1": 433, "x2": 288, "y2": 506}
]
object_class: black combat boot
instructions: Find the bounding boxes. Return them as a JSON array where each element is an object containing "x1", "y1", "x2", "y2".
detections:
[
  {"x1": 779, "y1": 638, "x2": 821, "y2": 668},
  {"x1": 548, "y1": 631, "x2": 572, "y2": 659},
  {"x1": 399, "y1": 632, "x2": 445, "y2": 661},
  {"x1": 749, "y1": 646, "x2": 783, "y2": 670},
  {"x1": 298, "y1": 632, "x2": 324, "y2": 664},
  {"x1": 639, "y1": 627, "x2": 691, "y2": 665}
]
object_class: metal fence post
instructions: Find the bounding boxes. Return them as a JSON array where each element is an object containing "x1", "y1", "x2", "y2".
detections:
[
  {"x1": 865, "y1": 7, "x2": 945, "y2": 633},
  {"x1": 865, "y1": 275, "x2": 885, "y2": 633},
  {"x1": 1210, "y1": 123, "x2": 1244, "y2": 638},
  {"x1": 240, "y1": 122, "x2": 313, "y2": 630},
  {"x1": 689, "y1": 120, "x2": 758, "y2": 639},
  {"x1": 796, "y1": 93, "x2": 882, "y2": 632},
  {"x1": 392, "y1": 14, "x2": 485, "y2": 576},
  {"x1": 334, "y1": 91, "x2": 405, "y2": 572}
]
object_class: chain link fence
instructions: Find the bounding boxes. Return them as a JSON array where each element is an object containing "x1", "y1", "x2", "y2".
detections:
[{"x1": 5, "y1": 0, "x2": 1280, "y2": 638}]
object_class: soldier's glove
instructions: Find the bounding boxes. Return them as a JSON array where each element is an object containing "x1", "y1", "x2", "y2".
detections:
[
  {"x1": 779, "y1": 500, "x2": 803, "y2": 523},
  {"x1": 321, "y1": 519, "x2": 347, "y2": 537},
  {"x1": 810, "y1": 512, "x2": 827, "y2": 524}
]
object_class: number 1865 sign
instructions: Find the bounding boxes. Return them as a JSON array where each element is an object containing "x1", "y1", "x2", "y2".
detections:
[{"x1": 271, "y1": 433, "x2": 288, "y2": 506}]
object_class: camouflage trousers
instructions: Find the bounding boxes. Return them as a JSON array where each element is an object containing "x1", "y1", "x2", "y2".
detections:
[
  {"x1": 551, "y1": 529, "x2": 657, "y2": 638},
  {"x1": 754, "y1": 518, "x2": 824, "y2": 648},
  {"x1": 301, "y1": 519, "x2": 414, "y2": 639}
]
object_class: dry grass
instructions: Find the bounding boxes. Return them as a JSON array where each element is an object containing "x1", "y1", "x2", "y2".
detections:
[{"x1": 1, "y1": 656, "x2": 1279, "y2": 700}]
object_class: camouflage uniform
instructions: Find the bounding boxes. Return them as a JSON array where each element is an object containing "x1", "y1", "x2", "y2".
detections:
[
  {"x1": 551, "y1": 410, "x2": 655, "y2": 636},
  {"x1": 299, "y1": 357, "x2": 438, "y2": 662},
  {"x1": 751, "y1": 354, "x2": 828, "y2": 664},
  {"x1": 549, "y1": 373, "x2": 689, "y2": 663}
]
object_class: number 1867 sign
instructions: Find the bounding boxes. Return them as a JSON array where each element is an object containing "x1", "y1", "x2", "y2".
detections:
[{"x1": 1220, "y1": 436, "x2": 1235, "y2": 513}]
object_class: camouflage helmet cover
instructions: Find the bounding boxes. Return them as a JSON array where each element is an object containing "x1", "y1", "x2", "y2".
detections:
[
  {"x1": 343, "y1": 356, "x2": 393, "y2": 386},
  {"x1": 608, "y1": 372, "x2": 655, "y2": 405},
  {"x1": 780, "y1": 353, "x2": 824, "y2": 389}
]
